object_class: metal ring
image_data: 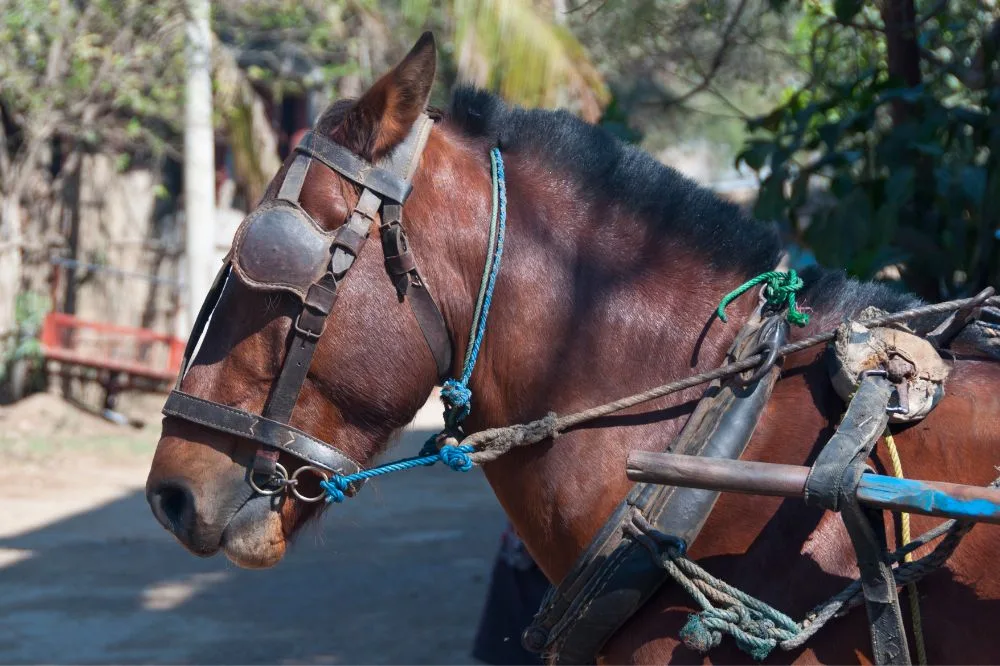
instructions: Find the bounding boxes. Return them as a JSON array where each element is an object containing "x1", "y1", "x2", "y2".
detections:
[
  {"x1": 249, "y1": 462, "x2": 289, "y2": 496},
  {"x1": 290, "y1": 465, "x2": 330, "y2": 503}
]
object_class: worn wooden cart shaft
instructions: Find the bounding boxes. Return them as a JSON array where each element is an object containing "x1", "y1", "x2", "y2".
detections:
[{"x1": 626, "y1": 451, "x2": 1000, "y2": 525}]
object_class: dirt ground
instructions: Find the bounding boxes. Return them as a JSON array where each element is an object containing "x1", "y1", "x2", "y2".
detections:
[{"x1": 0, "y1": 392, "x2": 510, "y2": 664}]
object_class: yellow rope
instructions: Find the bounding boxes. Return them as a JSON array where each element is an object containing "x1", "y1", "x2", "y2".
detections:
[{"x1": 884, "y1": 429, "x2": 928, "y2": 665}]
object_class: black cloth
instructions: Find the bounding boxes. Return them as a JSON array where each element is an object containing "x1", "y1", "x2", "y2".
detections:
[{"x1": 472, "y1": 524, "x2": 550, "y2": 665}]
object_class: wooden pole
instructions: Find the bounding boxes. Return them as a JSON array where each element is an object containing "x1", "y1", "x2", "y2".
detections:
[
  {"x1": 626, "y1": 451, "x2": 1000, "y2": 525},
  {"x1": 182, "y1": 0, "x2": 215, "y2": 337}
]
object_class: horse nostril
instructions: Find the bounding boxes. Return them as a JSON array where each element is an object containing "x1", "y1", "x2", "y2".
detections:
[{"x1": 147, "y1": 480, "x2": 196, "y2": 540}]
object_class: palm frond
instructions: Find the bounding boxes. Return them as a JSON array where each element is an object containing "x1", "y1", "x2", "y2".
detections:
[{"x1": 403, "y1": 0, "x2": 610, "y2": 121}]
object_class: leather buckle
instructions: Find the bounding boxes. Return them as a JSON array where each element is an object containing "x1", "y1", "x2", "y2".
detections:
[{"x1": 294, "y1": 309, "x2": 326, "y2": 340}]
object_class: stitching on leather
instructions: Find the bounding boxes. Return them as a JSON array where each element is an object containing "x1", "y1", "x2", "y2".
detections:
[
  {"x1": 230, "y1": 201, "x2": 334, "y2": 298},
  {"x1": 550, "y1": 544, "x2": 632, "y2": 657}
]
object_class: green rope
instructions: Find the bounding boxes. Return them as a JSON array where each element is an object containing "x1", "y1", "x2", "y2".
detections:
[
  {"x1": 660, "y1": 552, "x2": 801, "y2": 661},
  {"x1": 716, "y1": 270, "x2": 810, "y2": 327}
]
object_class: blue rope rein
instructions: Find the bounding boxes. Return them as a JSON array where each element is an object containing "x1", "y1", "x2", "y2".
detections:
[
  {"x1": 321, "y1": 146, "x2": 507, "y2": 503},
  {"x1": 441, "y1": 147, "x2": 507, "y2": 427},
  {"x1": 320, "y1": 444, "x2": 474, "y2": 503}
]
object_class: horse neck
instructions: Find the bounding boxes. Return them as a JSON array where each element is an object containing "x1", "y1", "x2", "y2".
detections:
[{"x1": 415, "y1": 138, "x2": 770, "y2": 581}]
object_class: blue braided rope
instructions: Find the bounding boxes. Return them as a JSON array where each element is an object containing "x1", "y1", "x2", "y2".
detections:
[
  {"x1": 442, "y1": 147, "x2": 506, "y2": 426},
  {"x1": 320, "y1": 147, "x2": 506, "y2": 504},
  {"x1": 321, "y1": 445, "x2": 474, "y2": 503}
]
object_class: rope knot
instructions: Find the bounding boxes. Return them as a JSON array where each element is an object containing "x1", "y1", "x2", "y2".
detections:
[
  {"x1": 717, "y1": 269, "x2": 810, "y2": 327},
  {"x1": 320, "y1": 476, "x2": 350, "y2": 503},
  {"x1": 680, "y1": 614, "x2": 722, "y2": 654},
  {"x1": 441, "y1": 379, "x2": 472, "y2": 423},
  {"x1": 682, "y1": 609, "x2": 777, "y2": 661},
  {"x1": 439, "y1": 444, "x2": 474, "y2": 472}
]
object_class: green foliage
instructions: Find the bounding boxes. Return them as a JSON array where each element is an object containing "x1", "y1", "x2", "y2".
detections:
[
  {"x1": 738, "y1": 0, "x2": 1000, "y2": 299},
  {"x1": 0, "y1": 0, "x2": 186, "y2": 171},
  {"x1": 566, "y1": 0, "x2": 801, "y2": 170},
  {"x1": 396, "y1": 0, "x2": 610, "y2": 120},
  {"x1": 0, "y1": 291, "x2": 51, "y2": 385}
]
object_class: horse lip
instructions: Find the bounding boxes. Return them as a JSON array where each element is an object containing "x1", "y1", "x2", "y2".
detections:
[{"x1": 218, "y1": 494, "x2": 286, "y2": 569}]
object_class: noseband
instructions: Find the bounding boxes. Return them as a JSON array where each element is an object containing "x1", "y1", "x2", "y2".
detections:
[{"x1": 162, "y1": 113, "x2": 454, "y2": 501}]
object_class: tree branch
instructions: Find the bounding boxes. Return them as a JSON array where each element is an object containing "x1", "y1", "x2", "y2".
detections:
[{"x1": 655, "y1": 0, "x2": 751, "y2": 108}]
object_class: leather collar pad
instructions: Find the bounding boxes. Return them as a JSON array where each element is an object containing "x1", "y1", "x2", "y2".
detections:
[{"x1": 525, "y1": 314, "x2": 788, "y2": 663}]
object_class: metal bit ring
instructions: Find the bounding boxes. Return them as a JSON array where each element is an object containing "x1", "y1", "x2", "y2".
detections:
[
  {"x1": 249, "y1": 462, "x2": 290, "y2": 496},
  {"x1": 290, "y1": 465, "x2": 331, "y2": 503}
]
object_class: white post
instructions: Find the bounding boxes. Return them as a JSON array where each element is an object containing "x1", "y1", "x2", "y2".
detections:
[{"x1": 182, "y1": 0, "x2": 215, "y2": 335}]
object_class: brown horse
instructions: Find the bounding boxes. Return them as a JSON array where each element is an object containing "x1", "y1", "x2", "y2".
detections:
[{"x1": 145, "y1": 34, "x2": 1000, "y2": 663}]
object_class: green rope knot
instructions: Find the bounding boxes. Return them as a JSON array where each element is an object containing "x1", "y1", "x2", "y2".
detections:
[
  {"x1": 680, "y1": 610, "x2": 777, "y2": 661},
  {"x1": 717, "y1": 269, "x2": 810, "y2": 327}
]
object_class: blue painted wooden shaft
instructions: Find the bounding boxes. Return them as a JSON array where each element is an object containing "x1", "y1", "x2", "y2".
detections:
[
  {"x1": 856, "y1": 475, "x2": 1000, "y2": 524},
  {"x1": 626, "y1": 451, "x2": 1000, "y2": 525}
]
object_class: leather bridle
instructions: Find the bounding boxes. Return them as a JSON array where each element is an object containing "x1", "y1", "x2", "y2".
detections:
[{"x1": 162, "y1": 113, "x2": 451, "y2": 501}]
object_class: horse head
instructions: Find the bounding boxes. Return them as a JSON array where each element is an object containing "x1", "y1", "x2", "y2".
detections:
[{"x1": 145, "y1": 33, "x2": 493, "y2": 568}]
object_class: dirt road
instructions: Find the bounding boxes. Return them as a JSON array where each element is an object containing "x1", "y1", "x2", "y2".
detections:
[{"x1": 0, "y1": 394, "x2": 508, "y2": 664}]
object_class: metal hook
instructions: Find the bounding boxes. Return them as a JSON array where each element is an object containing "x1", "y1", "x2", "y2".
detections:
[{"x1": 738, "y1": 317, "x2": 789, "y2": 386}]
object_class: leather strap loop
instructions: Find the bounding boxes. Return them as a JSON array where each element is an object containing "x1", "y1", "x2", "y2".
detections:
[
  {"x1": 332, "y1": 225, "x2": 366, "y2": 256},
  {"x1": 385, "y1": 252, "x2": 417, "y2": 276},
  {"x1": 304, "y1": 277, "x2": 338, "y2": 316},
  {"x1": 803, "y1": 375, "x2": 911, "y2": 665}
]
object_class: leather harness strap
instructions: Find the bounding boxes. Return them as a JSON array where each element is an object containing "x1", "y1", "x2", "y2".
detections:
[
  {"x1": 164, "y1": 112, "x2": 452, "y2": 491},
  {"x1": 296, "y1": 132, "x2": 413, "y2": 204},
  {"x1": 525, "y1": 313, "x2": 789, "y2": 663},
  {"x1": 805, "y1": 374, "x2": 911, "y2": 665},
  {"x1": 162, "y1": 391, "x2": 364, "y2": 478},
  {"x1": 380, "y1": 202, "x2": 452, "y2": 378}
]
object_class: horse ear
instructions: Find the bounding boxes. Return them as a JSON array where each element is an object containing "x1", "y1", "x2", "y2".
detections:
[{"x1": 332, "y1": 31, "x2": 437, "y2": 162}]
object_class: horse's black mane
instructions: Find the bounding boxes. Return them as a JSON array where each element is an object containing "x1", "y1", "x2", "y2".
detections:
[
  {"x1": 446, "y1": 87, "x2": 920, "y2": 319},
  {"x1": 447, "y1": 86, "x2": 780, "y2": 276}
]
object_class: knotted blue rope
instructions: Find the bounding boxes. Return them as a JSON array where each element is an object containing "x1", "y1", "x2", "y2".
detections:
[
  {"x1": 442, "y1": 146, "x2": 507, "y2": 428},
  {"x1": 321, "y1": 147, "x2": 506, "y2": 503},
  {"x1": 320, "y1": 444, "x2": 474, "y2": 503}
]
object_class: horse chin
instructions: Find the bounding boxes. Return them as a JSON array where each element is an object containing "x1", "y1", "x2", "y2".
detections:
[{"x1": 220, "y1": 496, "x2": 287, "y2": 569}]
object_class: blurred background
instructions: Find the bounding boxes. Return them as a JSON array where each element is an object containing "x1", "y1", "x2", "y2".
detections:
[{"x1": 0, "y1": 0, "x2": 998, "y2": 663}]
